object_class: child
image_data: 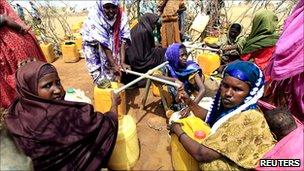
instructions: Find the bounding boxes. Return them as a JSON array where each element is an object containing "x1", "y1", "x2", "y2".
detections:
[
  {"x1": 5, "y1": 60, "x2": 121, "y2": 170},
  {"x1": 154, "y1": 43, "x2": 205, "y2": 116},
  {"x1": 257, "y1": 107, "x2": 304, "y2": 170}
]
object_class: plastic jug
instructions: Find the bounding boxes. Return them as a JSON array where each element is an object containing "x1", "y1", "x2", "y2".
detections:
[
  {"x1": 196, "y1": 52, "x2": 220, "y2": 75},
  {"x1": 151, "y1": 82, "x2": 160, "y2": 97},
  {"x1": 94, "y1": 82, "x2": 126, "y2": 116},
  {"x1": 73, "y1": 33, "x2": 83, "y2": 51},
  {"x1": 64, "y1": 87, "x2": 91, "y2": 104},
  {"x1": 203, "y1": 36, "x2": 219, "y2": 45},
  {"x1": 71, "y1": 21, "x2": 83, "y2": 33},
  {"x1": 171, "y1": 116, "x2": 211, "y2": 171},
  {"x1": 40, "y1": 43, "x2": 55, "y2": 63},
  {"x1": 108, "y1": 115, "x2": 139, "y2": 170},
  {"x1": 61, "y1": 41, "x2": 80, "y2": 63}
]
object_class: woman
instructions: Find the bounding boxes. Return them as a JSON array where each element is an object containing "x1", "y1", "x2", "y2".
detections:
[
  {"x1": 82, "y1": 0, "x2": 130, "y2": 87},
  {"x1": 126, "y1": 13, "x2": 166, "y2": 73},
  {"x1": 0, "y1": 0, "x2": 46, "y2": 109},
  {"x1": 158, "y1": 0, "x2": 185, "y2": 47},
  {"x1": 5, "y1": 60, "x2": 120, "y2": 170},
  {"x1": 169, "y1": 60, "x2": 276, "y2": 170},
  {"x1": 154, "y1": 43, "x2": 205, "y2": 112},
  {"x1": 266, "y1": 0, "x2": 304, "y2": 123},
  {"x1": 241, "y1": 9, "x2": 279, "y2": 76}
]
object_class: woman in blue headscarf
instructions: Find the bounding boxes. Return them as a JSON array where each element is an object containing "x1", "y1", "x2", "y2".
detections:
[
  {"x1": 169, "y1": 60, "x2": 276, "y2": 170},
  {"x1": 82, "y1": 0, "x2": 130, "y2": 87},
  {"x1": 154, "y1": 43, "x2": 205, "y2": 113}
]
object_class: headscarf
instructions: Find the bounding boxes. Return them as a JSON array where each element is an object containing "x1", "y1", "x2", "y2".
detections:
[
  {"x1": 165, "y1": 43, "x2": 201, "y2": 78},
  {"x1": 241, "y1": 9, "x2": 279, "y2": 54},
  {"x1": 165, "y1": 43, "x2": 202, "y2": 92},
  {"x1": 206, "y1": 60, "x2": 265, "y2": 133},
  {"x1": 5, "y1": 61, "x2": 118, "y2": 170},
  {"x1": 82, "y1": 0, "x2": 130, "y2": 58},
  {"x1": 138, "y1": 13, "x2": 159, "y2": 33},
  {"x1": 268, "y1": 0, "x2": 304, "y2": 80}
]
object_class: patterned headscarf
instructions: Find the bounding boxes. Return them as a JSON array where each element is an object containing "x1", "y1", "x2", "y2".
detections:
[
  {"x1": 206, "y1": 60, "x2": 265, "y2": 133},
  {"x1": 82, "y1": 0, "x2": 130, "y2": 57}
]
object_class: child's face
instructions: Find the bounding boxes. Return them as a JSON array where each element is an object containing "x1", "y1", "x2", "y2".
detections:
[
  {"x1": 178, "y1": 48, "x2": 188, "y2": 67},
  {"x1": 37, "y1": 73, "x2": 65, "y2": 100}
]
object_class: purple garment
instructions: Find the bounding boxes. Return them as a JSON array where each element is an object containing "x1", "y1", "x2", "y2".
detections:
[
  {"x1": 267, "y1": 0, "x2": 304, "y2": 122},
  {"x1": 268, "y1": 0, "x2": 304, "y2": 80}
]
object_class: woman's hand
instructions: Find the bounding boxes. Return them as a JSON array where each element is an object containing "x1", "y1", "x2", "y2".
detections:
[
  {"x1": 19, "y1": 25, "x2": 31, "y2": 34},
  {"x1": 121, "y1": 63, "x2": 131, "y2": 72},
  {"x1": 112, "y1": 63, "x2": 122, "y2": 77},
  {"x1": 175, "y1": 79, "x2": 184, "y2": 89},
  {"x1": 168, "y1": 122, "x2": 183, "y2": 135},
  {"x1": 178, "y1": 89, "x2": 191, "y2": 105},
  {"x1": 111, "y1": 91, "x2": 121, "y2": 107},
  {"x1": 180, "y1": 107, "x2": 190, "y2": 118}
]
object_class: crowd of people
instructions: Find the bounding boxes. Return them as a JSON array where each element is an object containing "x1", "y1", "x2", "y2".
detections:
[{"x1": 1, "y1": 0, "x2": 303, "y2": 170}]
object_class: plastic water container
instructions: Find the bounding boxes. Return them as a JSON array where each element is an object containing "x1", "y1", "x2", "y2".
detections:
[
  {"x1": 64, "y1": 87, "x2": 91, "y2": 104},
  {"x1": 108, "y1": 115, "x2": 139, "y2": 170},
  {"x1": 71, "y1": 21, "x2": 83, "y2": 33},
  {"x1": 94, "y1": 82, "x2": 126, "y2": 116},
  {"x1": 171, "y1": 116, "x2": 211, "y2": 171},
  {"x1": 197, "y1": 52, "x2": 220, "y2": 75},
  {"x1": 40, "y1": 43, "x2": 55, "y2": 63},
  {"x1": 73, "y1": 33, "x2": 83, "y2": 51},
  {"x1": 203, "y1": 36, "x2": 219, "y2": 45},
  {"x1": 151, "y1": 82, "x2": 160, "y2": 97},
  {"x1": 61, "y1": 41, "x2": 80, "y2": 63}
]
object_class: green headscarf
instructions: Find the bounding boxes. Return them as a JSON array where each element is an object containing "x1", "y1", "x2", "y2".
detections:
[{"x1": 241, "y1": 9, "x2": 279, "y2": 54}]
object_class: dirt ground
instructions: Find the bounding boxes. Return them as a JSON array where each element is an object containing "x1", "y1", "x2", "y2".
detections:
[{"x1": 52, "y1": 58, "x2": 219, "y2": 170}]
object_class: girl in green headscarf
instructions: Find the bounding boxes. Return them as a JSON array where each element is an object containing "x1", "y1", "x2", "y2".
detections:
[{"x1": 241, "y1": 9, "x2": 279, "y2": 78}]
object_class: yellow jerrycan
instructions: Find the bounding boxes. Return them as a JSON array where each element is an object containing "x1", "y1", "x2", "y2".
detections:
[
  {"x1": 108, "y1": 114, "x2": 139, "y2": 170},
  {"x1": 73, "y1": 33, "x2": 83, "y2": 51},
  {"x1": 197, "y1": 51, "x2": 220, "y2": 75},
  {"x1": 40, "y1": 43, "x2": 55, "y2": 63},
  {"x1": 61, "y1": 41, "x2": 80, "y2": 63},
  {"x1": 171, "y1": 116, "x2": 211, "y2": 171},
  {"x1": 71, "y1": 21, "x2": 83, "y2": 33},
  {"x1": 94, "y1": 82, "x2": 126, "y2": 117}
]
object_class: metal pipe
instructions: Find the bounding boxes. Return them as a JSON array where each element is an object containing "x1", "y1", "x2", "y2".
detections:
[
  {"x1": 113, "y1": 61, "x2": 169, "y2": 94},
  {"x1": 185, "y1": 45, "x2": 220, "y2": 52},
  {"x1": 122, "y1": 69, "x2": 180, "y2": 88}
]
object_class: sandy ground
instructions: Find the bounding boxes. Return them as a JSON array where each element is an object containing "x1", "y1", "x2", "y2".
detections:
[
  {"x1": 48, "y1": 3, "x2": 289, "y2": 169},
  {"x1": 52, "y1": 58, "x2": 218, "y2": 170}
]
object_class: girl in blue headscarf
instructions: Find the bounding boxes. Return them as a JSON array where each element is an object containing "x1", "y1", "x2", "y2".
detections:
[
  {"x1": 154, "y1": 43, "x2": 205, "y2": 112},
  {"x1": 169, "y1": 60, "x2": 276, "y2": 170}
]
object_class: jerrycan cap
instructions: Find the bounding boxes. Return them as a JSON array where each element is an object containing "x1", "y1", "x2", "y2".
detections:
[
  {"x1": 67, "y1": 87, "x2": 75, "y2": 93},
  {"x1": 194, "y1": 130, "x2": 206, "y2": 139}
]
